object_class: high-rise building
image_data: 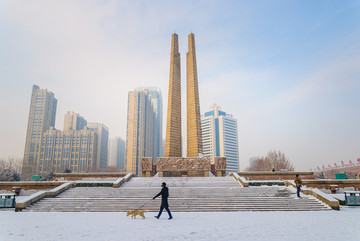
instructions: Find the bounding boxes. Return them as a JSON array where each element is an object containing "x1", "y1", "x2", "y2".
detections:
[
  {"x1": 87, "y1": 122, "x2": 109, "y2": 169},
  {"x1": 187, "y1": 33, "x2": 202, "y2": 157},
  {"x1": 22, "y1": 85, "x2": 57, "y2": 180},
  {"x1": 126, "y1": 88, "x2": 161, "y2": 175},
  {"x1": 63, "y1": 111, "x2": 87, "y2": 131},
  {"x1": 165, "y1": 33, "x2": 182, "y2": 157},
  {"x1": 22, "y1": 85, "x2": 109, "y2": 177},
  {"x1": 39, "y1": 126, "x2": 98, "y2": 174},
  {"x1": 108, "y1": 137, "x2": 125, "y2": 170},
  {"x1": 35, "y1": 115, "x2": 108, "y2": 175},
  {"x1": 201, "y1": 104, "x2": 239, "y2": 172},
  {"x1": 135, "y1": 87, "x2": 163, "y2": 159}
]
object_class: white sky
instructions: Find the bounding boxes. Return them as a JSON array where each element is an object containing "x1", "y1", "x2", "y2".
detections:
[{"x1": 0, "y1": 1, "x2": 359, "y2": 171}]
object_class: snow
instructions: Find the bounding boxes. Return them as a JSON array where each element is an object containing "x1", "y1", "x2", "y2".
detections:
[
  {"x1": 0, "y1": 189, "x2": 51, "y2": 203},
  {"x1": 113, "y1": 177, "x2": 124, "y2": 185},
  {"x1": 331, "y1": 194, "x2": 346, "y2": 201},
  {"x1": 1, "y1": 209, "x2": 360, "y2": 241},
  {"x1": 306, "y1": 188, "x2": 338, "y2": 202},
  {"x1": 0, "y1": 189, "x2": 49, "y2": 196},
  {"x1": 75, "y1": 181, "x2": 114, "y2": 184},
  {"x1": 16, "y1": 191, "x2": 46, "y2": 205}
]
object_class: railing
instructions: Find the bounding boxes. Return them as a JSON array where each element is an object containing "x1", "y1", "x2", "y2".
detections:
[
  {"x1": 15, "y1": 182, "x2": 74, "y2": 211},
  {"x1": 113, "y1": 173, "x2": 135, "y2": 188},
  {"x1": 230, "y1": 173, "x2": 248, "y2": 187},
  {"x1": 284, "y1": 181, "x2": 339, "y2": 210}
]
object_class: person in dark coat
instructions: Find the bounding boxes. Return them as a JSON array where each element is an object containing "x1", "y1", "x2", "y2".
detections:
[{"x1": 153, "y1": 182, "x2": 173, "y2": 220}]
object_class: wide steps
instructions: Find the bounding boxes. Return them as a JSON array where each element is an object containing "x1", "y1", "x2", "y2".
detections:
[{"x1": 24, "y1": 176, "x2": 331, "y2": 212}]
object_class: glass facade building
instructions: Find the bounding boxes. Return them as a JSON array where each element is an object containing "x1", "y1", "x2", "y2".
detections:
[
  {"x1": 108, "y1": 137, "x2": 126, "y2": 170},
  {"x1": 126, "y1": 88, "x2": 162, "y2": 175},
  {"x1": 135, "y1": 87, "x2": 163, "y2": 158},
  {"x1": 201, "y1": 104, "x2": 239, "y2": 172},
  {"x1": 87, "y1": 123, "x2": 109, "y2": 169}
]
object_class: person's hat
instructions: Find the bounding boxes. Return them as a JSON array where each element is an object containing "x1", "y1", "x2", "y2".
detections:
[{"x1": 162, "y1": 182, "x2": 166, "y2": 186}]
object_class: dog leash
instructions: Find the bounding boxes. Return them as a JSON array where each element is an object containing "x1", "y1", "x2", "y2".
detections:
[{"x1": 134, "y1": 199, "x2": 151, "y2": 211}]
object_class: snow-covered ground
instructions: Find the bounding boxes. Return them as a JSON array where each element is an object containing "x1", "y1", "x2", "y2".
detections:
[{"x1": 1, "y1": 208, "x2": 360, "y2": 241}]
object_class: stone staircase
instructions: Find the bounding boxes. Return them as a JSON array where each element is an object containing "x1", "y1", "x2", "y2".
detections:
[{"x1": 24, "y1": 177, "x2": 331, "y2": 212}]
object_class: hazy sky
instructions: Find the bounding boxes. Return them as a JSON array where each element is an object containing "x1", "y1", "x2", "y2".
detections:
[{"x1": 1, "y1": 0, "x2": 359, "y2": 171}]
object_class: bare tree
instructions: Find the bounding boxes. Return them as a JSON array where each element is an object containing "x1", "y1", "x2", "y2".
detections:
[
  {"x1": 267, "y1": 150, "x2": 294, "y2": 171},
  {"x1": 0, "y1": 157, "x2": 23, "y2": 181},
  {"x1": 245, "y1": 150, "x2": 294, "y2": 171}
]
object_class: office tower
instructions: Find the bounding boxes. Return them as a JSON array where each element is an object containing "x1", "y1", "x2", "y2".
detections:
[
  {"x1": 135, "y1": 87, "x2": 163, "y2": 159},
  {"x1": 126, "y1": 88, "x2": 160, "y2": 175},
  {"x1": 186, "y1": 33, "x2": 202, "y2": 157},
  {"x1": 108, "y1": 137, "x2": 126, "y2": 170},
  {"x1": 22, "y1": 85, "x2": 57, "y2": 180},
  {"x1": 201, "y1": 104, "x2": 239, "y2": 172},
  {"x1": 164, "y1": 33, "x2": 182, "y2": 157},
  {"x1": 161, "y1": 139, "x2": 165, "y2": 157},
  {"x1": 39, "y1": 126, "x2": 98, "y2": 174},
  {"x1": 63, "y1": 111, "x2": 87, "y2": 131},
  {"x1": 87, "y1": 123, "x2": 109, "y2": 169}
]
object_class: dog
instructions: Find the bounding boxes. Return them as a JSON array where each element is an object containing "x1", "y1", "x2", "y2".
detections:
[{"x1": 126, "y1": 209, "x2": 149, "y2": 219}]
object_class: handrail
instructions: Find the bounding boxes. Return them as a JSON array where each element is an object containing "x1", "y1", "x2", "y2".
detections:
[
  {"x1": 230, "y1": 173, "x2": 248, "y2": 187},
  {"x1": 113, "y1": 173, "x2": 135, "y2": 188},
  {"x1": 15, "y1": 182, "x2": 74, "y2": 211},
  {"x1": 284, "y1": 181, "x2": 339, "y2": 210}
]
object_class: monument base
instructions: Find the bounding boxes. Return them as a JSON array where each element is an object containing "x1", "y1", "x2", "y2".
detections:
[
  {"x1": 140, "y1": 157, "x2": 226, "y2": 177},
  {"x1": 158, "y1": 170, "x2": 210, "y2": 177},
  {"x1": 216, "y1": 170, "x2": 226, "y2": 177}
]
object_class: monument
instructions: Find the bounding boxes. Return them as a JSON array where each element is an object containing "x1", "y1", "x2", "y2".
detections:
[
  {"x1": 142, "y1": 33, "x2": 226, "y2": 177},
  {"x1": 186, "y1": 33, "x2": 203, "y2": 157},
  {"x1": 164, "y1": 33, "x2": 182, "y2": 158}
]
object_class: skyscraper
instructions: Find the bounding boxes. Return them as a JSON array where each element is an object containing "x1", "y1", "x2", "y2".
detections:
[
  {"x1": 22, "y1": 85, "x2": 57, "y2": 180},
  {"x1": 87, "y1": 122, "x2": 109, "y2": 169},
  {"x1": 201, "y1": 104, "x2": 239, "y2": 172},
  {"x1": 135, "y1": 87, "x2": 163, "y2": 159},
  {"x1": 108, "y1": 137, "x2": 126, "y2": 170},
  {"x1": 63, "y1": 111, "x2": 87, "y2": 131},
  {"x1": 165, "y1": 33, "x2": 182, "y2": 157},
  {"x1": 186, "y1": 33, "x2": 202, "y2": 157},
  {"x1": 126, "y1": 88, "x2": 161, "y2": 175}
]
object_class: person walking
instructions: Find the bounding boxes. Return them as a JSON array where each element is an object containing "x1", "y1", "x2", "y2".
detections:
[
  {"x1": 153, "y1": 182, "x2": 173, "y2": 220},
  {"x1": 294, "y1": 174, "x2": 302, "y2": 198}
]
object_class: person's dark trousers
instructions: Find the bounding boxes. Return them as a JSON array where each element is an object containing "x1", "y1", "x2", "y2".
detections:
[
  {"x1": 156, "y1": 207, "x2": 173, "y2": 219},
  {"x1": 297, "y1": 187, "x2": 301, "y2": 197}
]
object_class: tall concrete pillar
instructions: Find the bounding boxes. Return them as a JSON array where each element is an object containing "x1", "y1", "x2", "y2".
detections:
[
  {"x1": 164, "y1": 33, "x2": 182, "y2": 157},
  {"x1": 186, "y1": 33, "x2": 202, "y2": 157}
]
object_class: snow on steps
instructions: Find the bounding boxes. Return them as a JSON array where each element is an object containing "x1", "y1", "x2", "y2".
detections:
[
  {"x1": 16, "y1": 174, "x2": 134, "y2": 211},
  {"x1": 24, "y1": 177, "x2": 331, "y2": 212},
  {"x1": 284, "y1": 180, "x2": 339, "y2": 210}
]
